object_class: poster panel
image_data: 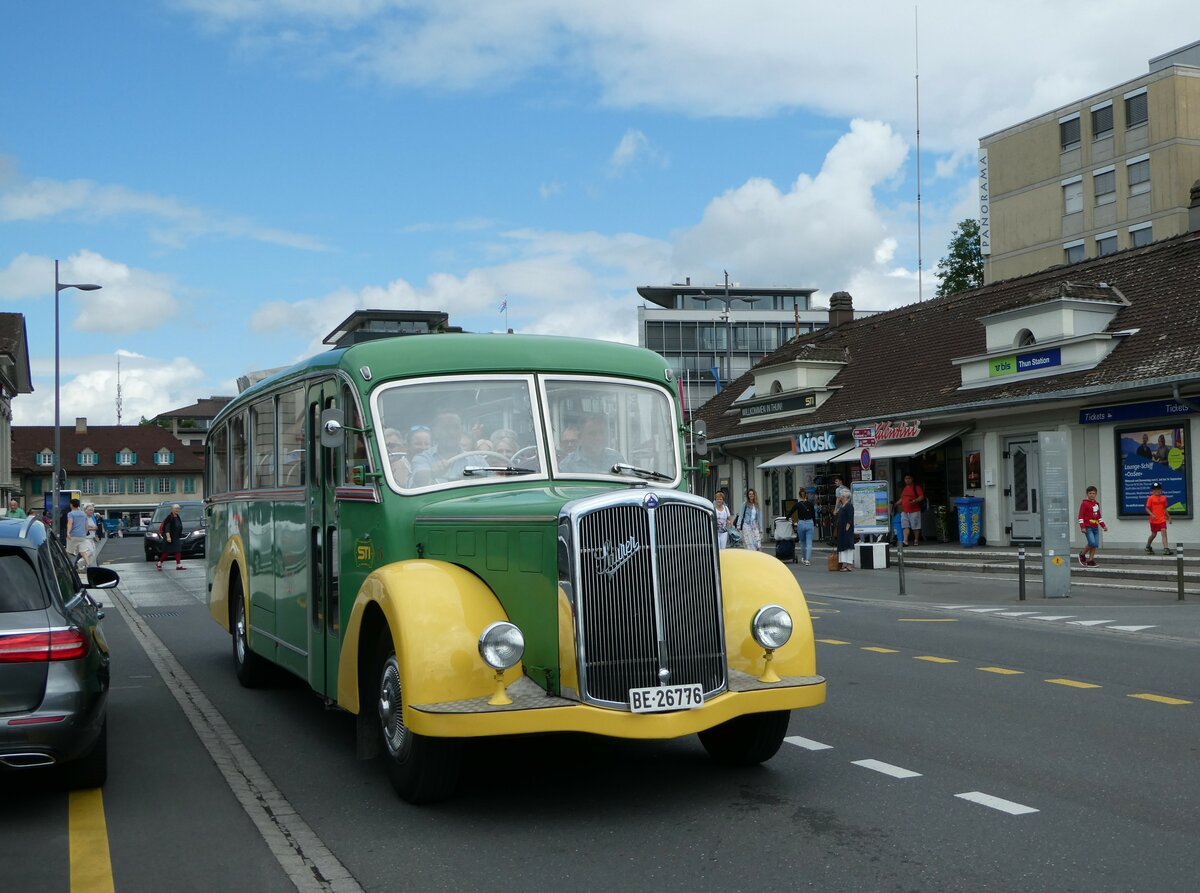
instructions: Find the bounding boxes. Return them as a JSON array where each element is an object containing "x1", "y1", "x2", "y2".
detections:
[
  {"x1": 1115, "y1": 421, "x2": 1190, "y2": 518},
  {"x1": 851, "y1": 480, "x2": 890, "y2": 534}
]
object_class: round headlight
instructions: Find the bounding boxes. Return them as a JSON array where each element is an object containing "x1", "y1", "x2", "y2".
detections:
[
  {"x1": 751, "y1": 605, "x2": 793, "y2": 650},
  {"x1": 478, "y1": 621, "x2": 525, "y2": 670}
]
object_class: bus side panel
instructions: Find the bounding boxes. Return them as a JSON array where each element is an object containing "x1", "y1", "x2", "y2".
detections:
[
  {"x1": 273, "y1": 498, "x2": 309, "y2": 679},
  {"x1": 337, "y1": 561, "x2": 516, "y2": 715},
  {"x1": 718, "y1": 549, "x2": 817, "y2": 678},
  {"x1": 247, "y1": 499, "x2": 277, "y2": 638}
]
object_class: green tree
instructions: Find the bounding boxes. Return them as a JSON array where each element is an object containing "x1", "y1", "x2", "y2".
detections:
[{"x1": 935, "y1": 219, "x2": 984, "y2": 297}]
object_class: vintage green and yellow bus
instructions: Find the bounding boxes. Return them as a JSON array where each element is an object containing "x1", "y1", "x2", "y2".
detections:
[{"x1": 205, "y1": 332, "x2": 824, "y2": 802}]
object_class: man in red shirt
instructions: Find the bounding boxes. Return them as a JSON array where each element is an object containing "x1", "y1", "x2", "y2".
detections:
[
  {"x1": 894, "y1": 474, "x2": 925, "y2": 546},
  {"x1": 1077, "y1": 485, "x2": 1107, "y2": 567},
  {"x1": 1144, "y1": 482, "x2": 1171, "y2": 555}
]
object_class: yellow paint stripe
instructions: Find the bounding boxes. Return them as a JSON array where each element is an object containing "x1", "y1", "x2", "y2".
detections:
[
  {"x1": 898, "y1": 618, "x2": 958, "y2": 622},
  {"x1": 862, "y1": 646, "x2": 899, "y2": 653},
  {"x1": 1046, "y1": 678, "x2": 1101, "y2": 689},
  {"x1": 816, "y1": 639, "x2": 850, "y2": 645},
  {"x1": 1129, "y1": 693, "x2": 1192, "y2": 705},
  {"x1": 70, "y1": 788, "x2": 115, "y2": 893},
  {"x1": 914, "y1": 656, "x2": 957, "y2": 663},
  {"x1": 978, "y1": 667, "x2": 1024, "y2": 675}
]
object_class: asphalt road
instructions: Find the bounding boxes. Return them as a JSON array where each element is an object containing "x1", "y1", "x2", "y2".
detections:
[{"x1": 4, "y1": 537, "x2": 1196, "y2": 892}]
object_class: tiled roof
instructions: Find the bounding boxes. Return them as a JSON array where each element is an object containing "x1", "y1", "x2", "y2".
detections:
[
  {"x1": 152, "y1": 396, "x2": 234, "y2": 421},
  {"x1": 11, "y1": 425, "x2": 205, "y2": 474},
  {"x1": 696, "y1": 231, "x2": 1200, "y2": 442}
]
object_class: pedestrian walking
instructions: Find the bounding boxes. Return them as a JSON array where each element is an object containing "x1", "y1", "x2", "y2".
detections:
[
  {"x1": 1076, "y1": 485, "x2": 1107, "y2": 567},
  {"x1": 714, "y1": 491, "x2": 734, "y2": 549},
  {"x1": 65, "y1": 498, "x2": 92, "y2": 569},
  {"x1": 835, "y1": 487, "x2": 856, "y2": 571},
  {"x1": 737, "y1": 488, "x2": 763, "y2": 553},
  {"x1": 1144, "y1": 482, "x2": 1171, "y2": 554},
  {"x1": 894, "y1": 474, "x2": 925, "y2": 546},
  {"x1": 158, "y1": 503, "x2": 185, "y2": 571},
  {"x1": 789, "y1": 488, "x2": 816, "y2": 565}
]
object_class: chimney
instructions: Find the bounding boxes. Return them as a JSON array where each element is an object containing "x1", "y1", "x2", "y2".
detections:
[
  {"x1": 1190, "y1": 180, "x2": 1200, "y2": 233},
  {"x1": 75, "y1": 418, "x2": 87, "y2": 434},
  {"x1": 828, "y1": 291, "x2": 854, "y2": 328}
]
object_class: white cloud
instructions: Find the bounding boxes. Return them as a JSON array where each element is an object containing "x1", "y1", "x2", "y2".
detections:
[
  {"x1": 607, "y1": 129, "x2": 665, "y2": 175},
  {"x1": 539, "y1": 180, "x2": 564, "y2": 199},
  {"x1": 0, "y1": 175, "x2": 329, "y2": 252}
]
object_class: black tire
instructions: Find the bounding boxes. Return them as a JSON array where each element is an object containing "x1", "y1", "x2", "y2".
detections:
[
  {"x1": 698, "y1": 710, "x2": 790, "y2": 767},
  {"x1": 232, "y1": 587, "x2": 268, "y2": 687},
  {"x1": 373, "y1": 630, "x2": 461, "y2": 804},
  {"x1": 62, "y1": 718, "x2": 107, "y2": 790},
  {"x1": 145, "y1": 549, "x2": 156, "y2": 562}
]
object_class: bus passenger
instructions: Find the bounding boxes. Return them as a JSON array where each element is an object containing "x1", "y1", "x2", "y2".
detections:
[
  {"x1": 408, "y1": 412, "x2": 471, "y2": 486},
  {"x1": 560, "y1": 415, "x2": 623, "y2": 474}
]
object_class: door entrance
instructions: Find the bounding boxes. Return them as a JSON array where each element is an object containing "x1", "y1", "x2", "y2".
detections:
[{"x1": 1005, "y1": 436, "x2": 1041, "y2": 543}]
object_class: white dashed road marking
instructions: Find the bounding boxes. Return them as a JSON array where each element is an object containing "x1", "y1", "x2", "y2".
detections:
[
  {"x1": 785, "y1": 735, "x2": 833, "y2": 751},
  {"x1": 1068, "y1": 620, "x2": 1114, "y2": 626},
  {"x1": 955, "y1": 791, "x2": 1039, "y2": 815},
  {"x1": 852, "y1": 759, "x2": 922, "y2": 779},
  {"x1": 997, "y1": 611, "x2": 1041, "y2": 617},
  {"x1": 1108, "y1": 625, "x2": 1156, "y2": 632},
  {"x1": 965, "y1": 607, "x2": 1006, "y2": 613},
  {"x1": 1029, "y1": 615, "x2": 1075, "y2": 621}
]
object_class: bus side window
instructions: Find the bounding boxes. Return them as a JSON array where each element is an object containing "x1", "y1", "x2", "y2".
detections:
[
  {"x1": 341, "y1": 384, "x2": 368, "y2": 485},
  {"x1": 278, "y1": 386, "x2": 306, "y2": 487}
]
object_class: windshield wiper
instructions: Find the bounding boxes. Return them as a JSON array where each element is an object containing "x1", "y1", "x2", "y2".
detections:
[
  {"x1": 462, "y1": 465, "x2": 538, "y2": 477},
  {"x1": 611, "y1": 463, "x2": 672, "y2": 482}
]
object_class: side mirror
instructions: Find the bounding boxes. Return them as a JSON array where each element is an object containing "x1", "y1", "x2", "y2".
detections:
[
  {"x1": 692, "y1": 419, "x2": 708, "y2": 456},
  {"x1": 320, "y1": 408, "x2": 346, "y2": 448},
  {"x1": 85, "y1": 565, "x2": 120, "y2": 590}
]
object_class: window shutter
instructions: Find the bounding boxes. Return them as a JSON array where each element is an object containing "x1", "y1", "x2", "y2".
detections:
[
  {"x1": 76, "y1": 452, "x2": 82, "y2": 464},
  {"x1": 1091, "y1": 105, "x2": 1112, "y2": 136},
  {"x1": 131, "y1": 452, "x2": 137, "y2": 464},
  {"x1": 169, "y1": 451, "x2": 175, "y2": 464},
  {"x1": 1125, "y1": 92, "x2": 1148, "y2": 127}
]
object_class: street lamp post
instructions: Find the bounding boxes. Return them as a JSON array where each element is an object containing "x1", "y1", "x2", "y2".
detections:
[{"x1": 52, "y1": 259, "x2": 101, "y2": 537}]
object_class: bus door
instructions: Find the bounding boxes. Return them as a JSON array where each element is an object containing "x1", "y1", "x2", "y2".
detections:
[{"x1": 306, "y1": 378, "x2": 342, "y2": 698}]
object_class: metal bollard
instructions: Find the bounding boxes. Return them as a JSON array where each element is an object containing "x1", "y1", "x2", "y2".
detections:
[
  {"x1": 1018, "y1": 545, "x2": 1026, "y2": 601},
  {"x1": 897, "y1": 539, "x2": 906, "y2": 596},
  {"x1": 1177, "y1": 543, "x2": 1185, "y2": 602}
]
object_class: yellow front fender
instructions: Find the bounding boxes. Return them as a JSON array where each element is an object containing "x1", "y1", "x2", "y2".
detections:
[
  {"x1": 208, "y1": 533, "x2": 248, "y2": 632},
  {"x1": 337, "y1": 560, "x2": 517, "y2": 714},
  {"x1": 718, "y1": 549, "x2": 816, "y2": 678}
]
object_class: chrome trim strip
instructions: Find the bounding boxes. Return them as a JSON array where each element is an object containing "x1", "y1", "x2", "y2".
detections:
[
  {"x1": 335, "y1": 485, "x2": 381, "y2": 503},
  {"x1": 415, "y1": 514, "x2": 557, "y2": 524},
  {"x1": 249, "y1": 625, "x2": 309, "y2": 658}
]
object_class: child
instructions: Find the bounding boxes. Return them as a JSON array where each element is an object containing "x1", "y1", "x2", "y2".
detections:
[
  {"x1": 1077, "y1": 485, "x2": 1107, "y2": 567},
  {"x1": 1144, "y1": 482, "x2": 1170, "y2": 555}
]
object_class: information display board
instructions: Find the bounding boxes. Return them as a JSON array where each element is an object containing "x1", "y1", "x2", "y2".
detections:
[
  {"x1": 1039, "y1": 431, "x2": 1072, "y2": 598},
  {"x1": 851, "y1": 480, "x2": 890, "y2": 535}
]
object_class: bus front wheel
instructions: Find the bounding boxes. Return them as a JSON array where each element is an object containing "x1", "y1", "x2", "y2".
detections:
[
  {"x1": 374, "y1": 631, "x2": 461, "y2": 804},
  {"x1": 232, "y1": 587, "x2": 267, "y2": 688},
  {"x1": 698, "y1": 710, "x2": 790, "y2": 766}
]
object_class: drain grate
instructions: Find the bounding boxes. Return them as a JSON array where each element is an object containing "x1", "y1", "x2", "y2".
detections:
[{"x1": 140, "y1": 610, "x2": 184, "y2": 618}]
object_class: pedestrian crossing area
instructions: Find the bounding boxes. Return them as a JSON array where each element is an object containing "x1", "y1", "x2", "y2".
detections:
[{"x1": 933, "y1": 605, "x2": 1155, "y2": 633}]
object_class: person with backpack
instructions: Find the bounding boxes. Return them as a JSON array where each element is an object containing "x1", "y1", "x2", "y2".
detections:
[{"x1": 157, "y1": 503, "x2": 186, "y2": 571}]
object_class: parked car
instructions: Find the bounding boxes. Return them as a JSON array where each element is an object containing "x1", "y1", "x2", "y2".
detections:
[
  {"x1": 144, "y1": 501, "x2": 206, "y2": 561},
  {"x1": 0, "y1": 516, "x2": 116, "y2": 789}
]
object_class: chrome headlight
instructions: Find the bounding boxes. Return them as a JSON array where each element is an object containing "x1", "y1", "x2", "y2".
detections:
[
  {"x1": 751, "y1": 605, "x2": 793, "y2": 650},
  {"x1": 478, "y1": 621, "x2": 524, "y2": 670}
]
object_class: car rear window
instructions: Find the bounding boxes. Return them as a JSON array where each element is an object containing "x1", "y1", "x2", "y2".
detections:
[{"x1": 0, "y1": 549, "x2": 48, "y2": 612}]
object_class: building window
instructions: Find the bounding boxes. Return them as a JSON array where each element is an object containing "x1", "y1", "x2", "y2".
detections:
[
  {"x1": 1096, "y1": 232, "x2": 1118, "y2": 257},
  {"x1": 1062, "y1": 178, "x2": 1083, "y2": 215},
  {"x1": 105, "y1": 478, "x2": 121, "y2": 495},
  {"x1": 1064, "y1": 240, "x2": 1085, "y2": 264},
  {"x1": 79, "y1": 450, "x2": 97, "y2": 467},
  {"x1": 154, "y1": 448, "x2": 174, "y2": 466},
  {"x1": 81, "y1": 479, "x2": 97, "y2": 495},
  {"x1": 117, "y1": 449, "x2": 135, "y2": 466},
  {"x1": 158, "y1": 477, "x2": 173, "y2": 494},
  {"x1": 1091, "y1": 103, "x2": 1113, "y2": 139},
  {"x1": 37, "y1": 449, "x2": 54, "y2": 466},
  {"x1": 1093, "y1": 168, "x2": 1116, "y2": 206},
  {"x1": 32, "y1": 477, "x2": 42, "y2": 496},
  {"x1": 183, "y1": 477, "x2": 196, "y2": 494},
  {"x1": 131, "y1": 478, "x2": 147, "y2": 495},
  {"x1": 1129, "y1": 223, "x2": 1153, "y2": 248},
  {"x1": 1016, "y1": 329, "x2": 1036, "y2": 348},
  {"x1": 1127, "y1": 156, "x2": 1150, "y2": 196},
  {"x1": 1125, "y1": 90, "x2": 1148, "y2": 128},
  {"x1": 1060, "y1": 115, "x2": 1081, "y2": 150}
]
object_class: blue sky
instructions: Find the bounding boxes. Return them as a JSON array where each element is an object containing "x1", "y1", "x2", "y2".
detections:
[{"x1": 1, "y1": 1, "x2": 1191, "y2": 425}]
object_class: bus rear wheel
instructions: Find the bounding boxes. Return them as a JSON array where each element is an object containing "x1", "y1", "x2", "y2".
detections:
[
  {"x1": 698, "y1": 710, "x2": 790, "y2": 766},
  {"x1": 374, "y1": 632, "x2": 461, "y2": 804}
]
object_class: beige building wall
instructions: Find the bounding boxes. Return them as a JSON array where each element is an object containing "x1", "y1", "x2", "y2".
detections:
[{"x1": 982, "y1": 53, "x2": 1200, "y2": 283}]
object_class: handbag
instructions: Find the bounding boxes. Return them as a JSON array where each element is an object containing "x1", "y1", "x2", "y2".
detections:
[
  {"x1": 726, "y1": 526, "x2": 743, "y2": 547},
  {"x1": 827, "y1": 552, "x2": 840, "y2": 572}
]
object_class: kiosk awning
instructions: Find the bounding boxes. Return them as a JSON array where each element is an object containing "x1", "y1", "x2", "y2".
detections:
[
  {"x1": 859, "y1": 426, "x2": 970, "y2": 461},
  {"x1": 759, "y1": 445, "x2": 855, "y2": 468}
]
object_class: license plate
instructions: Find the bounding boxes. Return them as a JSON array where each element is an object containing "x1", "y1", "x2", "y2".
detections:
[{"x1": 628, "y1": 683, "x2": 704, "y2": 714}]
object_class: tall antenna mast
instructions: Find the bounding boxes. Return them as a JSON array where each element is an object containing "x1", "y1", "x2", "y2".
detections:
[
  {"x1": 115, "y1": 353, "x2": 123, "y2": 426},
  {"x1": 915, "y1": 5, "x2": 924, "y2": 301}
]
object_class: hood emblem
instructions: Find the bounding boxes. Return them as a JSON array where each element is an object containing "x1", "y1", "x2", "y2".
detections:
[
  {"x1": 643, "y1": 493, "x2": 660, "y2": 509},
  {"x1": 596, "y1": 535, "x2": 642, "y2": 578}
]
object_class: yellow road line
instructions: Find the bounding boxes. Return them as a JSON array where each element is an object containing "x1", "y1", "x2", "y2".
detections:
[
  {"x1": 69, "y1": 788, "x2": 115, "y2": 893},
  {"x1": 1046, "y1": 678, "x2": 1101, "y2": 689},
  {"x1": 1129, "y1": 693, "x2": 1192, "y2": 705},
  {"x1": 978, "y1": 667, "x2": 1023, "y2": 675},
  {"x1": 914, "y1": 656, "x2": 957, "y2": 663},
  {"x1": 862, "y1": 646, "x2": 899, "y2": 653},
  {"x1": 898, "y1": 618, "x2": 958, "y2": 622},
  {"x1": 816, "y1": 638, "x2": 850, "y2": 645}
]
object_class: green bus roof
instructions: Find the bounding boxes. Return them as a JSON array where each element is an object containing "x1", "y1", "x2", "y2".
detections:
[{"x1": 223, "y1": 333, "x2": 673, "y2": 419}]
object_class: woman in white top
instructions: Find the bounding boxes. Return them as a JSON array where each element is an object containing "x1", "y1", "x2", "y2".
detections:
[{"x1": 714, "y1": 491, "x2": 733, "y2": 549}]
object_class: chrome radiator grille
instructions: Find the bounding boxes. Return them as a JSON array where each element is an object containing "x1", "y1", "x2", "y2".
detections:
[{"x1": 570, "y1": 494, "x2": 726, "y2": 707}]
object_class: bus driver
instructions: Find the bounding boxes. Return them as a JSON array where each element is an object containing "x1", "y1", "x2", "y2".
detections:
[{"x1": 560, "y1": 415, "x2": 623, "y2": 474}]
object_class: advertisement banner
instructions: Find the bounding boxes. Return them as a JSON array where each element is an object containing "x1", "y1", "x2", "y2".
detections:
[{"x1": 1115, "y1": 422, "x2": 1190, "y2": 517}]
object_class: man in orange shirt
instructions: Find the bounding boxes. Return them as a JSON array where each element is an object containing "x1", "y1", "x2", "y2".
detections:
[{"x1": 1144, "y1": 482, "x2": 1171, "y2": 555}]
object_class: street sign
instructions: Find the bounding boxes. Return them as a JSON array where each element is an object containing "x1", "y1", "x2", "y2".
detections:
[
  {"x1": 860, "y1": 448, "x2": 871, "y2": 469},
  {"x1": 857, "y1": 437, "x2": 877, "y2": 447},
  {"x1": 853, "y1": 427, "x2": 876, "y2": 440}
]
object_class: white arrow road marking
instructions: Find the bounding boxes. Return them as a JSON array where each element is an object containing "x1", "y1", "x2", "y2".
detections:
[
  {"x1": 965, "y1": 607, "x2": 1007, "y2": 612},
  {"x1": 852, "y1": 759, "x2": 922, "y2": 779},
  {"x1": 997, "y1": 611, "x2": 1041, "y2": 616},
  {"x1": 1068, "y1": 620, "x2": 1114, "y2": 626},
  {"x1": 785, "y1": 736, "x2": 833, "y2": 751},
  {"x1": 1108, "y1": 625, "x2": 1156, "y2": 632},
  {"x1": 956, "y1": 791, "x2": 1039, "y2": 815},
  {"x1": 1029, "y1": 615, "x2": 1076, "y2": 621}
]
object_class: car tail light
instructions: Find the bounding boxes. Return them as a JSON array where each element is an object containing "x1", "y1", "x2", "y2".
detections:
[{"x1": 0, "y1": 628, "x2": 89, "y2": 662}]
